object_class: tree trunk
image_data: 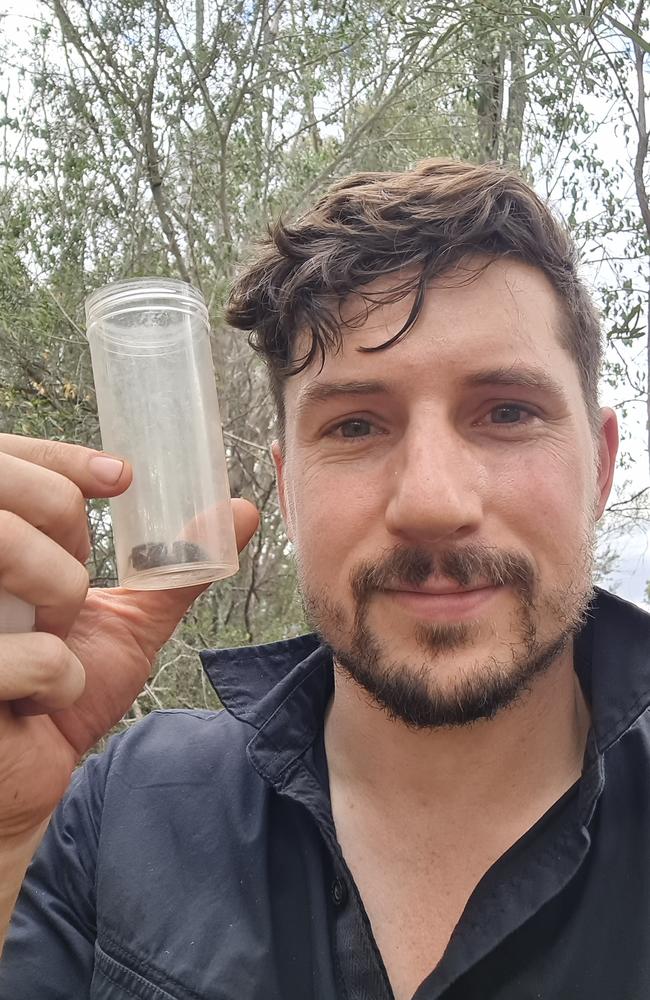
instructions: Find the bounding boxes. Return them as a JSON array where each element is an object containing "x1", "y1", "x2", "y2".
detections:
[
  {"x1": 195, "y1": 0, "x2": 204, "y2": 54},
  {"x1": 631, "y1": 1, "x2": 650, "y2": 476},
  {"x1": 503, "y1": 34, "x2": 527, "y2": 168},
  {"x1": 476, "y1": 35, "x2": 506, "y2": 162}
]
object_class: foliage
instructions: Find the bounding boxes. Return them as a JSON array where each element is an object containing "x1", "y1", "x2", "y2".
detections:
[{"x1": 0, "y1": 0, "x2": 648, "y2": 726}]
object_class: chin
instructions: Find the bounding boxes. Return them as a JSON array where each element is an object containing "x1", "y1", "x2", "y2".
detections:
[{"x1": 332, "y1": 616, "x2": 573, "y2": 730}]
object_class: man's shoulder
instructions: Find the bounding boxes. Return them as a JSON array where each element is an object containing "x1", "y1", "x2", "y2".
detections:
[
  {"x1": 59, "y1": 707, "x2": 266, "y2": 869},
  {"x1": 96, "y1": 706, "x2": 255, "y2": 789}
]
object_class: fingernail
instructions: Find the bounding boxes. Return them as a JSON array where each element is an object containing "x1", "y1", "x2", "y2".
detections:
[{"x1": 89, "y1": 455, "x2": 124, "y2": 485}]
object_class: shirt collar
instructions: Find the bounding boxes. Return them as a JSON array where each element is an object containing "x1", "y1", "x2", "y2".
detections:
[
  {"x1": 199, "y1": 588, "x2": 650, "y2": 779},
  {"x1": 199, "y1": 633, "x2": 333, "y2": 786},
  {"x1": 575, "y1": 588, "x2": 650, "y2": 752}
]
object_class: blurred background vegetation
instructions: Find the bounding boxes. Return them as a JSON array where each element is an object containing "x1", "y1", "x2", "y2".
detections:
[{"x1": 0, "y1": 0, "x2": 648, "y2": 729}]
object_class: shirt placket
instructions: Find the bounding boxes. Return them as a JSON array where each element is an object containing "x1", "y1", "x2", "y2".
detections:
[
  {"x1": 266, "y1": 752, "x2": 396, "y2": 1000},
  {"x1": 325, "y1": 837, "x2": 395, "y2": 1000}
]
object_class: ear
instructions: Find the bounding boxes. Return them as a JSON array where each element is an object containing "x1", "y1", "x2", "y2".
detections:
[
  {"x1": 594, "y1": 408, "x2": 619, "y2": 519},
  {"x1": 271, "y1": 440, "x2": 295, "y2": 542}
]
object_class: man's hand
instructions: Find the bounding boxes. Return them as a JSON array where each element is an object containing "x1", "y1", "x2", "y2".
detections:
[{"x1": 0, "y1": 433, "x2": 259, "y2": 945}]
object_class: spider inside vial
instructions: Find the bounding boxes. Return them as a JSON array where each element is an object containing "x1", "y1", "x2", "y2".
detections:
[{"x1": 129, "y1": 540, "x2": 207, "y2": 571}]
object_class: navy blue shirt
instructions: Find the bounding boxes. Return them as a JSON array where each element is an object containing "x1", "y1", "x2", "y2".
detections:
[{"x1": 2, "y1": 589, "x2": 650, "y2": 999}]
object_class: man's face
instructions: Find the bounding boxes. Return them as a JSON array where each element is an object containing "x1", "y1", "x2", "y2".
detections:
[{"x1": 273, "y1": 258, "x2": 618, "y2": 728}]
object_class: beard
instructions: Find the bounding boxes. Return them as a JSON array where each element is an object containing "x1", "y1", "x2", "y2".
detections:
[{"x1": 299, "y1": 534, "x2": 595, "y2": 730}]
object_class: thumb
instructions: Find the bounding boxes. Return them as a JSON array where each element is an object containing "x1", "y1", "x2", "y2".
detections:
[
  {"x1": 230, "y1": 497, "x2": 261, "y2": 552},
  {"x1": 114, "y1": 498, "x2": 260, "y2": 661}
]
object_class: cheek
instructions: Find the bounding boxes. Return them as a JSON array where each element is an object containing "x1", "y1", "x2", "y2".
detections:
[
  {"x1": 290, "y1": 468, "x2": 381, "y2": 571},
  {"x1": 500, "y1": 453, "x2": 593, "y2": 568}
]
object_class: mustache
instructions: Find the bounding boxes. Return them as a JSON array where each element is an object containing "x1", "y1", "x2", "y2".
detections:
[{"x1": 351, "y1": 543, "x2": 537, "y2": 606}]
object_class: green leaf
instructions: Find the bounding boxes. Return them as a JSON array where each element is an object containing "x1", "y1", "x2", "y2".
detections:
[{"x1": 605, "y1": 15, "x2": 650, "y2": 55}]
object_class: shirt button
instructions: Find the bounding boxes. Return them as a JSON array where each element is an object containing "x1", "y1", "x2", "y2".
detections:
[{"x1": 332, "y1": 876, "x2": 348, "y2": 908}]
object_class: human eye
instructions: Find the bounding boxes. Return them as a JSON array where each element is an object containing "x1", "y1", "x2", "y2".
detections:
[
  {"x1": 470, "y1": 401, "x2": 543, "y2": 436},
  {"x1": 488, "y1": 403, "x2": 535, "y2": 426},
  {"x1": 331, "y1": 417, "x2": 376, "y2": 439}
]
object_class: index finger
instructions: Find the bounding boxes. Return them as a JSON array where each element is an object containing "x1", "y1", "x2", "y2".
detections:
[{"x1": 0, "y1": 434, "x2": 132, "y2": 499}]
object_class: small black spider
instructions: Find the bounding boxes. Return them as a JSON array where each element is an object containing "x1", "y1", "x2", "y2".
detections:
[{"x1": 129, "y1": 540, "x2": 207, "y2": 571}]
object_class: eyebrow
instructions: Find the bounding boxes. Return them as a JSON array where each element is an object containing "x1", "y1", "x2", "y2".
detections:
[
  {"x1": 465, "y1": 365, "x2": 570, "y2": 404},
  {"x1": 295, "y1": 365, "x2": 569, "y2": 415},
  {"x1": 296, "y1": 380, "x2": 389, "y2": 416}
]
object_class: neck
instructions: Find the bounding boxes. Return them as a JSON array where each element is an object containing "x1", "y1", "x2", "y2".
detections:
[{"x1": 324, "y1": 645, "x2": 590, "y2": 825}]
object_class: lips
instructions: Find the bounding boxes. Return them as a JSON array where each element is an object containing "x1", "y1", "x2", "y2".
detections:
[
  {"x1": 380, "y1": 581, "x2": 500, "y2": 622},
  {"x1": 385, "y1": 578, "x2": 495, "y2": 597}
]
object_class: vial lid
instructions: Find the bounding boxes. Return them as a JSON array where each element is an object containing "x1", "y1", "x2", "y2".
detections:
[{"x1": 85, "y1": 277, "x2": 208, "y2": 335}]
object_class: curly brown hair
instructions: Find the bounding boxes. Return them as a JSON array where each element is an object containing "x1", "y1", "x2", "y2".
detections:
[{"x1": 225, "y1": 158, "x2": 602, "y2": 442}]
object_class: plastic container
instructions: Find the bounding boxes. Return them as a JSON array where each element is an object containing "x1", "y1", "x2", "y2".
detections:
[{"x1": 84, "y1": 277, "x2": 239, "y2": 590}]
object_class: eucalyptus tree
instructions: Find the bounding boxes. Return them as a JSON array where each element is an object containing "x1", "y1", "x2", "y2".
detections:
[{"x1": 0, "y1": 0, "x2": 647, "y2": 723}]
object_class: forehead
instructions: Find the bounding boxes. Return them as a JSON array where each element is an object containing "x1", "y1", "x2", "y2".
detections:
[{"x1": 287, "y1": 258, "x2": 580, "y2": 407}]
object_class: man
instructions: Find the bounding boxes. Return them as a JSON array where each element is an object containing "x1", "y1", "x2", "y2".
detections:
[{"x1": 0, "y1": 158, "x2": 645, "y2": 1000}]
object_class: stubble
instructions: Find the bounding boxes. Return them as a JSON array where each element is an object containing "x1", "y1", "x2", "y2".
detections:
[{"x1": 299, "y1": 533, "x2": 595, "y2": 730}]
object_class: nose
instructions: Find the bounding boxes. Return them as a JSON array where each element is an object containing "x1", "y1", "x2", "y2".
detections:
[{"x1": 384, "y1": 421, "x2": 484, "y2": 545}]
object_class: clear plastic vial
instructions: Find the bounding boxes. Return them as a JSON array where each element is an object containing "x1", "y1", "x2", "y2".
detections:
[{"x1": 85, "y1": 277, "x2": 239, "y2": 590}]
